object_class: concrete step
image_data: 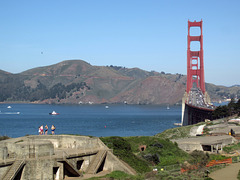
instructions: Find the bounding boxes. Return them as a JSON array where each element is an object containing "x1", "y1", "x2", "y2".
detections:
[
  {"x1": 86, "y1": 150, "x2": 107, "y2": 174},
  {"x1": 2, "y1": 160, "x2": 25, "y2": 180}
]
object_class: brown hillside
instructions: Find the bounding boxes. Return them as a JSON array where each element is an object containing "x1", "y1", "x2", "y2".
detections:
[{"x1": 0, "y1": 59, "x2": 239, "y2": 104}]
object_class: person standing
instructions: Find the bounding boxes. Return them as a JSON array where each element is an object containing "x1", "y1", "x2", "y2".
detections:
[
  {"x1": 45, "y1": 125, "x2": 48, "y2": 135},
  {"x1": 40, "y1": 125, "x2": 44, "y2": 135},
  {"x1": 51, "y1": 125, "x2": 56, "y2": 135}
]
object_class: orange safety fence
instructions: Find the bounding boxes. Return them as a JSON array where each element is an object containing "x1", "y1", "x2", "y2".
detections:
[
  {"x1": 181, "y1": 158, "x2": 232, "y2": 173},
  {"x1": 206, "y1": 158, "x2": 232, "y2": 167}
]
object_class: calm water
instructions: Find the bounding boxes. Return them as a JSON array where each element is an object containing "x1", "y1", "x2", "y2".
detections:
[{"x1": 0, "y1": 104, "x2": 181, "y2": 138}]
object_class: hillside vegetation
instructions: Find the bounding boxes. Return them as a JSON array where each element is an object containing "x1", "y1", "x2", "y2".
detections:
[
  {"x1": 100, "y1": 136, "x2": 190, "y2": 171},
  {"x1": 100, "y1": 136, "x2": 220, "y2": 180},
  {"x1": 0, "y1": 59, "x2": 239, "y2": 105}
]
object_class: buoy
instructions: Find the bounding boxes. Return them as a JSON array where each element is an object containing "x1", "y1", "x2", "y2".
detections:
[{"x1": 104, "y1": 125, "x2": 106, "y2": 128}]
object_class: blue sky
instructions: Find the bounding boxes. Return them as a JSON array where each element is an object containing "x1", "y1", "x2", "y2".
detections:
[{"x1": 0, "y1": 0, "x2": 239, "y2": 86}]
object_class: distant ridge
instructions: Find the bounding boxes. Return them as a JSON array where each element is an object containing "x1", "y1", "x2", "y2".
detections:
[
  {"x1": 0, "y1": 59, "x2": 239, "y2": 104},
  {"x1": 230, "y1": 84, "x2": 240, "y2": 88},
  {"x1": 0, "y1": 69, "x2": 11, "y2": 75}
]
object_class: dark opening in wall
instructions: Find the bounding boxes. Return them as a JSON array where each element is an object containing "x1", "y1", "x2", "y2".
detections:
[{"x1": 77, "y1": 160, "x2": 84, "y2": 170}]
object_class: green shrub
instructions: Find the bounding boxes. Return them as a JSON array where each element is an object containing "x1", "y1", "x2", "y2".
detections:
[
  {"x1": 100, "y1": 136, "x2": 151, "y2": 173},
  {"x1": 190, "y1": 150, "x2": 209, "y2": 167},
  {"x1": 209, "y1": 154, "x2": 228, "y2": 161}
]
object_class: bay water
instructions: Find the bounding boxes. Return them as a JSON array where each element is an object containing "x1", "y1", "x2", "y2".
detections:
[{"x1": 0, "y1": 104, "x2": 181, "y2": 138}]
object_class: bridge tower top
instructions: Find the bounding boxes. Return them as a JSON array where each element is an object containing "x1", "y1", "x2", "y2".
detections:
[{"x1": 186, "y1": 20, "x2": 205, "y2": 94}]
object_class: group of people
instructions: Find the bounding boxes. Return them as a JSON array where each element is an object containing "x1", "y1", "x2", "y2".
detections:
[{"x1": 38, "y1": 125, "x2": 56, "y2": 135}]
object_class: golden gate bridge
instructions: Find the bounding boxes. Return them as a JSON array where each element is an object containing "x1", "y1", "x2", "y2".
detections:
[{"x1": 181, "y1": 20, "x2": 215, "y2": 126}]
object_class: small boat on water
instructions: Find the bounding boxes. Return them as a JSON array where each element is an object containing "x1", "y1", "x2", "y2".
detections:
[
  {"x1": 49, "y1": 111, "x2": 59, "y2": 115},
  {"x1": 7, "y1": 106, "x2": 12, "y2": 109}
]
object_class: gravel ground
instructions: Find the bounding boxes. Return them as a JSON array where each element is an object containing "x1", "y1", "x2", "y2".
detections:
[{"x1": 209, "y1": 162, "x2": 240, "y2": 180}]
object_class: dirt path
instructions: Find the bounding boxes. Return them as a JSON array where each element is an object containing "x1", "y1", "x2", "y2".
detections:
[{"x1": 209, "y1": 162, "x2": 240, "y2": 180}]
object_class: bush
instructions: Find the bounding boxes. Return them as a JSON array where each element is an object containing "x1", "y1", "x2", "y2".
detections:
[
  {"x1": 100, "y1": 136, "x2": 151, "y2": 173},
  {"x1": 190, "y1": 150, "x2": 210, "y2": 167}
]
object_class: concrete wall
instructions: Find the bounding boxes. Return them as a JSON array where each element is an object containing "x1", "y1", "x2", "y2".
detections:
[
  {"x1": 22, "y1": 159, "x2": 56, "y2": 180},
  {"x1": 27, "y1": 135, "x2": 104, "y2": 150},
  {"x1": 177, "y1": 143, "x2": 203, "y2": 152},
  {"x1": 0, "y1": 145, "x2": 8, "y2": 160},
  {"x1": 1, "y1": 139, "x2": 54, "y2": 159},
  {"x1": 35, "y1": 141, "x2": 54, "y2": 157},
  {"x1": 81, "y1": 153, "x2": 97, "y2": 171},
  {"x1": 104, "y1": 151, "x2": 136, "y2": 175},
  {"x1": 0, "y1": 165, "x2": 10, "y2": 179}
]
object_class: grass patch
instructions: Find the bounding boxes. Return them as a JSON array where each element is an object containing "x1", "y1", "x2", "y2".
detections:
[
  {"x1": 87, "y1": 171, "x2": 144, "y2": 180},
  {"x1": 15, "y1": 140, "x2": 24, "y2": 143},
  {"x1": 155, "y1": 124, "x2": 195, "y2": 140},
  {"x1": 105, "y1": 171, "x2": 144, "y2": 180},
  {"x1": 209, "y1": 154, "x2": 228, "y2": 161},
  {"x1": 223, "y1": 142, "x2": 240, "y2": 153}
]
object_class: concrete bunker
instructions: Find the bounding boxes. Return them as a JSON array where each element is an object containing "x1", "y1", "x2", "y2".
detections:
[
  {"x1": 172, "y1": 135, "x2": 237, "y2": 153},
  {"x1": 201, "y1": 143, "x2": 223, "y2": 153},
  {"x1": 0, "y1": 135, "x2": 136, "y2": 180}
]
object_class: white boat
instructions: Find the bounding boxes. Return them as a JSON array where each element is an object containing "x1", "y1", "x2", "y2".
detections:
[
  {"x1": 7, "y1": 106, "x2": 12, "y2": 109},
  {"x1": 167, "y1": 105, "x2": 170, "y2": 110},
  {"x1": 49, "y1": 111, "x2": 59, "y2": 115},
  {"x1": 105, "y1": 106, "x2": 109, "y2": 109}
]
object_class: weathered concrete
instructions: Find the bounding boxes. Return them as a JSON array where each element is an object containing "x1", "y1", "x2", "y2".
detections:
[
  {"x1": 172, "y1": 135, "x2": 237, "y2": 153},
  {"x1": 209, "y1": 124, "x2": 240, "y2": 135},
  {"x1": 0, "y1": 135, "x2": 136, "y2": 180}
]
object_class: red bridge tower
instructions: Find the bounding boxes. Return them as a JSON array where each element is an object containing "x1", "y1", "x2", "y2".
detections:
[
  {"x1": 186, "y1": 20, "x2": 205, "y2": 94},
  {"x1": 181, "y1": 20, "x2": 214, "y2": 126}
]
